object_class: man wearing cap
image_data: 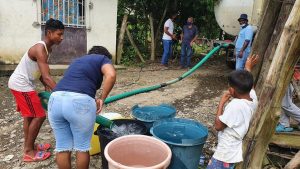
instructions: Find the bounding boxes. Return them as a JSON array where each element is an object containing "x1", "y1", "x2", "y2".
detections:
[{"x1": 235, "y1": 14, "x2": 254, "y2": 70}]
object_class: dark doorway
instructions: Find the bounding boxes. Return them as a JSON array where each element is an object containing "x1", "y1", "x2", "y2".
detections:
[{"x1": 41, "y1": 26, "x2": 87, "y2": 64}]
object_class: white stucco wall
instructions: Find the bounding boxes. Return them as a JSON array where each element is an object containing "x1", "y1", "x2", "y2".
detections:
[
  {"x1": 86, "y1": 0, "x2": 117, "y2": 57},
  {"x1": 0, "y1": 0, "x2": 117, "y2": 64},
  {"x1": 0, "y1": 0, "x2": 41, "y2": 64}
]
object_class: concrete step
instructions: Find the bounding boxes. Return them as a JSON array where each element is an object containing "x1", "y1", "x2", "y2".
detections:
[{"x1": 0, "y1": 64, "x2": 126, "y2": 76}]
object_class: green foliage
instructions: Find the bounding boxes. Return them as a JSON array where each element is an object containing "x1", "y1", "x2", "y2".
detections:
[
  {"x1": 120, "y1": 46, "x2": 136, "y2": 66},
  {"x1": 193, "y1": 44, "x2": 210, "y2": 55},
  {"x1": 117, "y1": 0, "x2": 221, "y2": 66},
  {"x1": 120, "y1": 42, "x2": 147, "y2": 67},
  {"x1": 198, "y1": 165, "x2": 207, "y2": 169},
  {"x1": 175, "y1": 0, "x2": 221, "y2": 39}
]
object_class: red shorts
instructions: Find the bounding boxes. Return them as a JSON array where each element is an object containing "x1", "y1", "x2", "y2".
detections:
[{"x1": 10, "y1": 89, "x2": 45, "y2": 117}]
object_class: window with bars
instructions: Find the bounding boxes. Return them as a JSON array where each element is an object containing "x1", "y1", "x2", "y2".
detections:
[{"x1": 41, "y1": 0, "x2": 85, "y2": 28}]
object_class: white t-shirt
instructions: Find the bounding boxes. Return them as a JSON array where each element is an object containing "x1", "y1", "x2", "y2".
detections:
[
  {"x1": 8, "y1": 41, "x2": 49, "y2": 92},
  {"x1": 213, "y1": 89, "x2": 258, "y2": 163},
  {"x1": 162, "y1": 18, "x2": 174, "y2": 40}
]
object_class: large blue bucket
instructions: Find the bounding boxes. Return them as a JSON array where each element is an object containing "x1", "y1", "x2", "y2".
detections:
[
  {"x1": 131, "y1": 104, "x2": 176, "y2": 132},
  {"x1": 150, "y1": 118, "x2": 208, "y2": 169}
]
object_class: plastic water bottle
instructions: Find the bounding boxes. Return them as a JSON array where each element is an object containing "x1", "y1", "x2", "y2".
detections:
[{"x1": 199, "y1": 155, "x2": 205, "y2": 166}]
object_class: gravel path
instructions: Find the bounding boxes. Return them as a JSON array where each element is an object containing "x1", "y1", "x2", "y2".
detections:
[{"x1": 0, "y1": 55, "x2": 231, "y2": 169}]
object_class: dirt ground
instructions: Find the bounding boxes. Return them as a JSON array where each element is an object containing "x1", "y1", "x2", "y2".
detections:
[{"x1": 0, "y1": 55, "x2": 231, "y2": 169}]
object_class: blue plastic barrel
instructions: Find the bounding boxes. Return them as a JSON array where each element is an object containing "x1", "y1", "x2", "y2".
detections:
[
  {"x1": 131, "y1": 104, "x2": 176, "y2": 132},
  {"x1": 150, "y1": 118, "x2": 208, "y2": 169}
]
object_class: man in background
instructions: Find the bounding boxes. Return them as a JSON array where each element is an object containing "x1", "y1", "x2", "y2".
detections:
[
  {"x1": 235, "y1": 14, "x2": 253, "y2": 70},
  {"x1": 180, "y1": 17, "x2": 198, "y2": 69},
  {"x1": 161, "y1": 11, "x2": 178, "y2": 67}
]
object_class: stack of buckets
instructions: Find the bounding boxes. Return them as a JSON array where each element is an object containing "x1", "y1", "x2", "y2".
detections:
[{"x1": 97, "y1": 104, "x2": 208, "y2": 169}]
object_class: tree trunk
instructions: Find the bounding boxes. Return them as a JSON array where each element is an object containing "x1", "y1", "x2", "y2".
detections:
[
  {"x1": 171, "y1": 0, "x2": 178, "y2": 11},
  {"x1": 255, "y1": 0, "x2": 296, "y2": 95},
  {"x1": 260, "y1": 0, "x2": 271, "y2": 17},
  {"x1": 125, "y1": 27, "x2": 145, "y2": 63},
  {"x1": 116, "y1": 14, "x2": 128, "y2": 65},
  {"x1": 284, "y1": 151, "x2": 300, "y2": 169},
  {"x1": 250, "y1": 0, "x2": 283, "y2": 83},
  {"x1": 149, "y1": 13, "x2": 155, "y2": 61},
  {"x1": 237, "y1": 1, "x2": 300, "y2": 168},
  {"x1": 143, "y1": 10, "x2": 148, "y2": 49}
]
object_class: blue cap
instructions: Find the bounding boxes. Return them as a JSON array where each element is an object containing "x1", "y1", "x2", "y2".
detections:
[{"x1": 238, "y1": 14, "x2": 248, "y2": 21}]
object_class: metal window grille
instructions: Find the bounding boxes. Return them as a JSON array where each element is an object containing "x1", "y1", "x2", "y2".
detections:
[{"x1": 41, "y1": 0, "x2": 85, "y2": 28}]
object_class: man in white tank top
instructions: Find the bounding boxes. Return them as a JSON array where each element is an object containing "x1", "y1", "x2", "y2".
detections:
[{"x1": 8, "y1": 18, "x2": 64, "y2": 162}]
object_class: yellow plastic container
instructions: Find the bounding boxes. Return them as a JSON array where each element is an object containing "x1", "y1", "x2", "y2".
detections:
[{"x1": 90, "y1": 112, "x2": 123, "y2": 155}]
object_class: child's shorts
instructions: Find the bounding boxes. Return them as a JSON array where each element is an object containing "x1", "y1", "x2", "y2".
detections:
[
  {"x1": 207, "y1": 157, "x2": 235, "y2": 169},
  {"x1": 10, "y1": 89, "x2": 45, "y2": 117},
  {"x1": 48, "y1": 91, "x2": 97, "y2": 152}
]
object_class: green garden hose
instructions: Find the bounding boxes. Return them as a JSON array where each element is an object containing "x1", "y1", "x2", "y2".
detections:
[
  {"x1": 104, "y1": 43, "x2": 228, "y2": 104},
  {"x1": 38, "y1": 43, "x2": 228, "y2": 125}
]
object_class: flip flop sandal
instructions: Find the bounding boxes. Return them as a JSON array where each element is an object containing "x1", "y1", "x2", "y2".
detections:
[
  {"x1": 275, "y1": 124, "x2": 293, "y2": 132},
  {"x1": 23, "y1": 151, "x2": 51, "y2": 162},
  {"x1": 35, "y1": 143, "x2": 51, "y2": 151}
]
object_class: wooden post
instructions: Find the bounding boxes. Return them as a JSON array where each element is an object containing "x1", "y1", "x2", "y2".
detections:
[
  {"x1": 125, "y1": 27, "x2": 145, "y2": 63},
  {"x1": 149, "y1": 13, "x2": 156, "y2": 61},
  {"x1": 255, "y1": 0, "x2": 296, "y2": 95},
  {"x1": 116, "y1": 14, "x2": 128, "y2": 65},
  {"x1": 237, "y1": 0, "x2": 300, "y2": 168},
  {"x1": 250, "y1": 0, "x2": 283, "y2": 83},
  {"x1": 284, "y1": 151, "x2": 300, "y2": 169},
  {"x1": 270, "y1": 132, "x2": 300, "y2": 149}
]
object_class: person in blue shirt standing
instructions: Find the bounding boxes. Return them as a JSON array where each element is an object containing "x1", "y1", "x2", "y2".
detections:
[
  {"x1": 48, "y1": 46, "x2": 116, "y2": 169},
  {"x1": 235, "y1": 14, "x2": 254, "y2": 70},
  {"x1": 180, "y1": 17, "x2": 198, "y2": 69}
]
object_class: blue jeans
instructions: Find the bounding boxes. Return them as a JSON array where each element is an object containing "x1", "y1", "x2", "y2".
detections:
[
  {"x1": 48, "y1": 91, "x2": 96, "y2": 152},
  {"x1": 207, "y1": 157, "x2": 235, "y2": 169},
  {"x1": 235, "y1": 49, "x2": 250, "y2": 70},
  {"x1": 180, "y1": 43, "x2": 193, "y2": 67},
  {"x1": 161, "y1": 40, "x2": 173, "y2": 65}
]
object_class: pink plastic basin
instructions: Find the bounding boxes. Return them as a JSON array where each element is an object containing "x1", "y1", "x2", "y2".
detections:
[{"x1": 104, "y1": 135, "x2": 172, "y2": 169}]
